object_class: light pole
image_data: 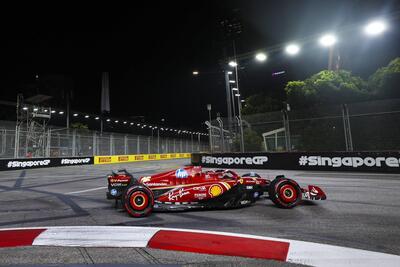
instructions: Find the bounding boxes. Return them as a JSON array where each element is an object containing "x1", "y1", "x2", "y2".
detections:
[
  {"x1": 229, "y1": 55, "x2": 246, "y2": 152},
  {"x1": 207, "y1": 104, "x2": 213, "y2": 153},
  {"x1": 319, "y1": 34, "x2": 337, "y2": 70}
]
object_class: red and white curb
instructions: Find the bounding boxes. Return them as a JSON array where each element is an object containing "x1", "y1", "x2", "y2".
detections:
[{"x1": 0, "y1": 226, "x2": 399, "y2": 267}]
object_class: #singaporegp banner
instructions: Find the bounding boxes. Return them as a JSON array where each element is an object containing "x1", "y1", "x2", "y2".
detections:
[
  {"x1": 0, "y1": 156, "x2": 94, "y2": 171},
  {"x1": 192, "y1": 152, "x2": 400, "y2": 173}
]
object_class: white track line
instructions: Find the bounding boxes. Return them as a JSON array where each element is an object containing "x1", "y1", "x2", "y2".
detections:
[{"x1": 65, "y1": 186, "x2": 106, "y2": 195}]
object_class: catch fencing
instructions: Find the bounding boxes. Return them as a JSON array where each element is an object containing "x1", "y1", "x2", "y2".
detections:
[
  {"x1": 209, "y1": 98, "x2": 400, "y2": 153},
  {"x1": 0, "y1": 122, "x2": 208, "y2": 159}
]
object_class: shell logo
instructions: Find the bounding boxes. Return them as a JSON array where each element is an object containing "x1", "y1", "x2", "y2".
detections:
[{"x1": 209, "y1": 184, "x2": 223, "y2": 197}]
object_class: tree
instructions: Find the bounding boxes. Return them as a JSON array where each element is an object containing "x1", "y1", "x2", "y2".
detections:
[
  {"x1": 285, "y1": 70, "x2": 368, "y2": 108},
  {"x1": 241, "y1": 94, "x2": 283, "y2": 115},
  {"x1": 232, "y1": 128, "x2": 263, "y2": 152},
  {"x1": 368, "y1": 57, "x2": 400, "y2": 98},
  {"x1": 70, "y1": 122, "x2": 89, "y2": 130}
]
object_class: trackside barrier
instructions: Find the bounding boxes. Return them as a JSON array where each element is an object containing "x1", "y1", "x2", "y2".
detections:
[
  {"x1": 94, "y1": 153, "x2": 191, "y2": 165},
  {"x1": 192, "y1": 152, "x2": 400, "y2": 173},
  {"x1": 0, "y1": 156, "x2": 94, "y2": 171},
  {"x1": 0, "y1": 153, "x2": 191, "y2": 171}
]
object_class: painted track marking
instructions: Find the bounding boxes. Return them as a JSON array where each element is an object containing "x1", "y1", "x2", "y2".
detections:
[
  {"x1": 65, "y1": 187, "x2": 107, "y2": 195},
  {"x1": 0, "y1": 226, "x2": 399, "y2": 267}
]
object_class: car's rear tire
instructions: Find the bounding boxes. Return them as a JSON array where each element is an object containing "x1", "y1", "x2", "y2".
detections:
[
  {"x1": 268, "y1": 178, "x2": 301, "y2": 208},
  {"x1": 124, "y1": 185, "x2": 154, "y2": 217}
]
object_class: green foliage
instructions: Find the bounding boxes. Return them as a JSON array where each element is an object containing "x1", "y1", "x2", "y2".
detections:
[
  {"x1": 233, "y1": 128, "x2": 263, "y2": 152},
  {"x1": 368, "y1": 57, "x2": 400, "y2": 98},
  {"x1": 285, "y1": 70, "x2": 368, "y2": 108},
  {"x1": 242, "y1": 57, "x2": 400, "y2": 115},
  {"x1": 241, "y1": 94, "x2": 282, "y2": 115},
  {"x1": 70, "y1": 122, "x2": 89, "y2": 130}
]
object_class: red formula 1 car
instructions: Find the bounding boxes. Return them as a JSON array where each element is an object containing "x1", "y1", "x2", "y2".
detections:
[{"x1": 106, "y1": 166, "x2": 326, "y2": 217}]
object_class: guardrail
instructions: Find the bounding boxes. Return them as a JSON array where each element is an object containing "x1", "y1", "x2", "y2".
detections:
[
  {"x1": 191, "y1": 152, "x2": 400, "y2": 173},
  {"x1": 94, "y1": 153, "x2": 191, "y2": 165}
]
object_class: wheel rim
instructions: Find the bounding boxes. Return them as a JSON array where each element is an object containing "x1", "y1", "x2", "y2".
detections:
[
  {"x1": 129, "y1": 191, "x2": 148, "y2": 211},
  {"x1": 279, "y1": 184, "x2": 297, "y2": 203}
]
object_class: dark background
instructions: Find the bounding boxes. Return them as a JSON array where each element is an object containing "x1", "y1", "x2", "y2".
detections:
[{"x1": 1, "y1": 0, "x2": 399, "y2": 130}]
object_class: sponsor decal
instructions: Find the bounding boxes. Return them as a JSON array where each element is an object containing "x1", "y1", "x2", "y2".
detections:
[
  {"x1": 141, "y1": 177, "x2": 151, "y2": 183},
  {"x1": 61, "y1": 158, "x2": 91, "y2": 165},
  {"x1": 110, "y1": 183, "x2": 128, "y2": 187},
  {"x1": 303, "y1": 191, "x2": 310, "y2": 200},
  {"x1": 7, "y1": 159, "x2": 51, "y2": 168},
  {"x1": 145, "y1": 182, "x2": 169, "y2": 187},
  {"x1": 168, "y1": 188, "x2": 190, "y2": 201},
  {"x1": 179, "y1": 153, "x2": 185, "y2": 157},
  {"x1": 148, "y1": 155, "x2": 157, "y2": 160},
  {"x1": 110, "y1": 178, "x2": 130, "y2": 183},
  {"x1": 99, "y1": 157, "x2": 112, "y2": 163},
  {"x1": 160, "y1": 154, "x2": 168, "y2": 159},
  {"x1": 209, "y1": 184, "x2": 223, "y2": 197},
  {"x1": 118, "y1": 156, "x2": 129, "y2": 162},
  {"x1": 135, "y1": 155, "x2": 144, "y2": 160},
  {"x1": 310, "y1": 186, "x2": 319, "y2": 196},
  {"x1": 192, "y1": 186, "x2": 206, "y2": 191},
  {"x1": 202, "y1": 156, "x2": 268, "y2": 166},
  {"x1": 298, "y1": 156, "x2": 400, "y2": 168},
  {"x1": 194, "y1": 193, "x2": 207, "y2": 200},
  {"x1": 170, "y1": 154, "x2": 176, "y2": 158},
  {"x1": 175, "y1": 168, "x2": 189, "y2": 178},
  {"x1": 110, "y1": 189, "x2": 118, "y2": 196}
]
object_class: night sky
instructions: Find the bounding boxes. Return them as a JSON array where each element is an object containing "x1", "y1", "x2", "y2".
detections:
[{"x1": 1, "y1": 0, "x2": 400, "y2": 130}]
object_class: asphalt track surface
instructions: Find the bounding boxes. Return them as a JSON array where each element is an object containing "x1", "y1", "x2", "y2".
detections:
[{"x1": 0, "y1": 159, "x2": 400, "y2": 266}]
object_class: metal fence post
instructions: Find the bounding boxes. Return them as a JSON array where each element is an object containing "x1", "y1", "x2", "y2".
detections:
[
  {"x1": 282, "y1": 110, "x2": 291, "y2": 152},
  {"x1": 1, "y1": 130, "x2": 6, "y2": 156},
  {"x1": 110, "y1": 134, "x2": 113, "y2": 155},
  {"x1": 72, "y1": 129, "x2": 76, "y2": 156},
  {"x1": 124, "y1": 135, "x2": 128, "y2": 155},
  {"x1": 14, "y1": 125, "x2": 19, "y2": 158},
  {"x1": 342, "y1": 104, "x2": 354, "y2": 152},
  {"x1": 137, "y1": 136, "x2": 140, "y2": 154},
  {"x1": 45, "y1": 129, "x2": 51, "y2": 157},
  {"x1": 148, "y1": 136, "x2": 151, "y2": 154},
  {"x1": 157, "y1": 130, "x2": 160, "y2": 154},
  {"x1": 92, "y1": 132, "x2": 96, "y2": 156}
]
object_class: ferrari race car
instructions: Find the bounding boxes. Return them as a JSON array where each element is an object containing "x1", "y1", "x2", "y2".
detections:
[{"x1": 106, "y1": 166, "x2": 326, "y2": 217}]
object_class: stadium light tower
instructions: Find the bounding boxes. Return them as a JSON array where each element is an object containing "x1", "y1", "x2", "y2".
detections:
[
  {"x1": 207, "y1": 104, "x2": 213, "y2": 153},
  {"x1": 319, "y1": 34, "x2": 338, "y2": 70}
]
